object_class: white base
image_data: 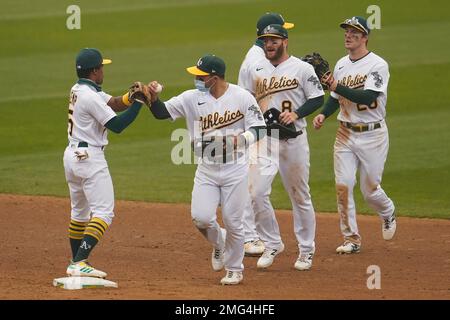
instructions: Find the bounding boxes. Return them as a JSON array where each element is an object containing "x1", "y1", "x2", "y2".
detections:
[{"x1": 53, "y1": 277, "x2": 118, "y2": 290}]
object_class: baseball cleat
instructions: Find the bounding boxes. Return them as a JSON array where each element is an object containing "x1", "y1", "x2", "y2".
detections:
[
  {"x1": 66, "y1": 260, "x2": 107, "y2": 278},
  {"x1": 336, "y1": 241, "x2": 361, "y2": 254},
  {"x1": 220, "y1": 270, "x2": 243, "y2": 285},
  {"x1": 382, "y1": 212, "x2": 397, "y2": 240},
  {"x1": 257, "y1": 243, "x2": 285, "y2": 269},
  {"x1": 294, "y1": 252, "x2": 314, "y2": 271},
  {"x1": 244, "y1": 239, "x2": 265, "y2": 256},
  {"x1": 211, "y1": 247, "x2": 224, "y2": 271}
]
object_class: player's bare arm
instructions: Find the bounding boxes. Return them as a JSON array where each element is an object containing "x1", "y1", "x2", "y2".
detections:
[{"x1": 107, "y1": 96, "x2": 130, "y2": 112}]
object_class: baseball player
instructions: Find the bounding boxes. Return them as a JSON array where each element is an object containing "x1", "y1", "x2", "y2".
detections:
[
  {"x1": 147, "y1": 54, "x2": 266, "y2": 285},
  {"x1": 64, "y1": 48, "x2": 147, "y2": 278},
  {"x1": 313, "y1": 16, "x2": 396, "y2": 254},
  {"x1": 241, "y1": 25, "x2": 325, "y2": 270},
  {"x1": 238, "y1": 12, "x2": 294, "y2": 257}
]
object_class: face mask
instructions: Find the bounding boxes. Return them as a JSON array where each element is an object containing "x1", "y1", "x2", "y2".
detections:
[
  {"x1": 194, "y1": 79, "x2": 208, "y2": 92},
  {"x1": 194, "y1": 77, "x2": 217, "y2": 92}
]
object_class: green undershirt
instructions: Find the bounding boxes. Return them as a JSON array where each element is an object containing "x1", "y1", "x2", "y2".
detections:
[
  {"x1": 334, "y1": 85, "x2": 380, "y2": 106},
  {"x1": 105, "y1": 101, "x2": 143, "y2": 133},
  {"x1": 294, "y1": 95, "x2": 324, "y2": 119},
  {"x1": 321, "y1": 96, "x2": 340, "y2": 118},
  {"x1": 321, "y1": 87, "x2": 380, "y2": 118}
]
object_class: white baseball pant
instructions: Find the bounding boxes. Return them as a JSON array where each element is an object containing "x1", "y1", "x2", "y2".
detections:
[
  {"x1": 191, "y1": 162, "x2": 249, "y2": 272},
  {"x1": 334, "y1": 121, "x2": 395, "y2": 244}
]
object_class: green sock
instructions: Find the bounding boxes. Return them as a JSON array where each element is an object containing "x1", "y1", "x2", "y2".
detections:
[
  {"x1": 73, "y1": 235, "x2": 99, "y2": 262},
  {"x1": 70, "y1": 238, "x2": 82, "y2": 259},
  {"x1": 68, "y1": 219, "x2": 89, "y2": 260}
]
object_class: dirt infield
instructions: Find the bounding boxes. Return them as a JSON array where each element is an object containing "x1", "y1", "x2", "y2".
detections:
[{"x1": 0, "y1": 194, "x2": 449, "y2": 300}]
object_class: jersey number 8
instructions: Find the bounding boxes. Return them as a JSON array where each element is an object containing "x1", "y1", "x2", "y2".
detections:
[{"x1": 281, "y1": 100, "x2": 292, "y2": 113}]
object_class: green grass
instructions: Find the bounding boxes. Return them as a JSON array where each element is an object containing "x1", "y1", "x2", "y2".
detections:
[{"x1": 1, "y1": 0, "x2": 449, "y2": 218}]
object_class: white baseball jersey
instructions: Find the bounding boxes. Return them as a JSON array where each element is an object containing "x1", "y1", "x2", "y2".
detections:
[
  {"x1": 64, "y1": 80, "x2": 117, "y2": 226},
  {"x1": 330, "y1": 52, "x2": 390, "y2": 124},
  {"x1": 165, "y1": 83, "x2": 265, "y2": 143},
  {"x1": 239, "y1": 55, "x2": 322, "y2": 256},
  {"x1": 164, "y1": 83, "x2": 265, "y2": 274},
  {"x1": 67, "y1": 80, "x2": 115, "y2": 147},
  {"x1": 331, "y1": 52, "x2": 395, "y2": 245},
  {"x1": 238, "y1": 44, "x2": 265, "y2": 90},
  {"x1": 243, "y1": 56, "x2": 325, "y2": 130}
]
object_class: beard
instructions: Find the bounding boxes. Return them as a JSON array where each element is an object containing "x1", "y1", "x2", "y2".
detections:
[{"x1": 265, "y1": 45, "x2": 284, "y2": 62}]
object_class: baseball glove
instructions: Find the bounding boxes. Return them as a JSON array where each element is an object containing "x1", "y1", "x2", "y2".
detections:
[
  {"x1": 128, "y1": 81, "x2": 151, "y2": 106},
  {"x1": 263, "y1": 108, "x2": 301, "y2": 140},
  {"x1": 192, "y1": 135, "x2": 240, "y2": 163},
  {"x1": 302, "y1": 52, "x2": 331, "y2": 90}
]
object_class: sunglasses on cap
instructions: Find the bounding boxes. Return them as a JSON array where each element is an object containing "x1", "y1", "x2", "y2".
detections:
[{"x1": 341, "y1": 17, "x2": 370, "y2": 35}]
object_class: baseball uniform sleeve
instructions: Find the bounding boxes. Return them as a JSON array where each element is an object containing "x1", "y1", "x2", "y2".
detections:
[
  {"x1": 242, "y1": 91, "x2": 266, "y2": 130},
  {"x1": 98, "y1": 91, "x2": 113, "y2": 103},
  {"x1": 84, "y1": 92, "x2": 116, "y2": 126},
  {"x1": 239, "y1": 61, "x2": 258, "y2": 95},
  {"x1": 330, "y1": 64, "x2": 340, "y2": 99},
  {"x1": 364, "y1": 61, "x2": 390, "y2": 94},
  {"x1": 238, "y1": 62, "x2": 253, "y2": 93},
  {"x1": 300, "y1": 63, "x2": 325, "y2": 100},
  {"x1": 165, "y1": 92, "x2": 190, "y2": 120}
]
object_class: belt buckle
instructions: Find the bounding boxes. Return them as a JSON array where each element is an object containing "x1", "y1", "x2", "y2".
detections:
[{"x1": 354, "y1": 124, "x2": 364, "y2": 132}]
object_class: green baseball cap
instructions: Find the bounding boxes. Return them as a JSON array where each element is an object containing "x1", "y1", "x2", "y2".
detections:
[
  {"x1": 340, "y1": 16, "x2": 371, "y2": 35},
  {"x1": 257, "y1": 24, "x2": 288, "y2": 39},
  {"x1": 186, "y1": 54, "x2": 226, "y2": 77},
  {"x1": 76, "y1": 48, "x2": 112, "y2": 70},
  {"x1": 256, "y1": 12, "x2": 294, "y2": 36}
]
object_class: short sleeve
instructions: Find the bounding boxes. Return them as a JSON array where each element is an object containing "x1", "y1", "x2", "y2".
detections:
[
  {"x1": 98, "y1": 91, "x2": 112, "y2": 103},
  {"x1": 165, "y1": 92, "x2": 188, "y2": 120},
  {"x1": 364, "y1": 61, "x2": 389, "y2": 94},
  {"x1": 301, "y1": 63, "x2": 325, "y2": 100},
  {"x1": 85, "y1": 93, "x2": 116, "y2": 126},
  {"x1": 238, "y1": 62, "x2": 253, "y2": 93},
  {"x1": 242, "y1": 92, "x2": 266, "y2": 130}
]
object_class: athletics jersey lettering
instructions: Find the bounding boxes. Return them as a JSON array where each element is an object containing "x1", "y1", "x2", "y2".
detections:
[
  {"x1": 255, "y1": 76, "x2": 299, "y2": 100},
  {"x1": 338, "y1": 74, "x2": 368, "y2": 89},
  {"x1": 200, "y1": 110, "x2": 244, "y2": 132}
]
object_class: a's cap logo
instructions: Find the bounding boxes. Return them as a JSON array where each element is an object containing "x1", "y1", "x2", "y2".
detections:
[{"x1": 197, "y1": 58, "x2": 203, "y2": 66}]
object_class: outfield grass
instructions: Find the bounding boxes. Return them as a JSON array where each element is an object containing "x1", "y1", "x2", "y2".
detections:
[{"x1": 1, "y1": 0, "x2": 449, "y2": 218}]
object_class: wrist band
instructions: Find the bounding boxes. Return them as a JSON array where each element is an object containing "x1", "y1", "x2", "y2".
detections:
[{"x1": 122, "y1": 93, "x2": 132, "y2": 106}]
